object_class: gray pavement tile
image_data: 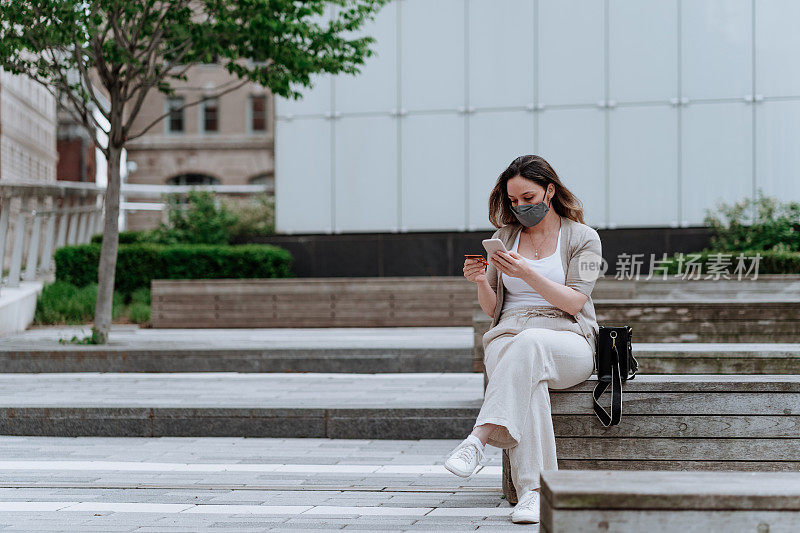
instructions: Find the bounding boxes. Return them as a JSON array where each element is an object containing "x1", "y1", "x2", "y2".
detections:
[
  {"x1": 2, "y1": 524, "x2": 131, "y2": 533},
  {"x1": 0, "y1": 435, "x2": 513, "y2": 531},
  {"x1": 209, "y1": 520, "x2": 297, "y2": 528},
  {"x1": 476, "y1": 525, "x2": 537, "y2": 531},
  {"x1": 270, "y1": 525, "x2": 341, "y2": 532},
  {"x1": 151, "y1": 516, "x2": 273, "y2": 527},
  {"x1": 340, "y1": 525, "x2": 420, "y2": 531},
  {"x1": 136, "y1": 525, "x2": 214, "y2": 533},
  {"x1": 257, "y1": 518, "x2": 353, "y2": 526},
  {"x1": 403, "y1": 522, "x2": 478, "y2": 533}
]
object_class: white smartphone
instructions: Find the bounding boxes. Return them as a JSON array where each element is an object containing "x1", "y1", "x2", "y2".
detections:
[{"x1": 482, "y1": 238, "x2": 508, "y2": 257}]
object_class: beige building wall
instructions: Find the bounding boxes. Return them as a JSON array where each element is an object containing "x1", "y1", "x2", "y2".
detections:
[
  {"x1": 124, "y1": 64, "x2": 274, "y2": 230},
  {"x1": 0, "y1": 70, "x2": 58, "y2": 274},
  {"x1": 0, "y1": 69, "x2": 57, "y2": 183}
]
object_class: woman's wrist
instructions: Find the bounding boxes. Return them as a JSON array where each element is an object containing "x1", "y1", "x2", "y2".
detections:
[{"x1": 521, "y1": 265, "x2": 538, "y2": 286}]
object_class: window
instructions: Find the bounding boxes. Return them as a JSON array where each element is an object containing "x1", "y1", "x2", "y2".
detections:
[
  {"x1": 166, "y1": 173, "x2": 220, "y2": 186},
  {"x1": 201, "y1": 98, "x2": 219, "y2": 132},
  {"x1": 166, "y1": 96, "x2": 184, "y2": 133},
  {"x1": 165, "y1": 174, "x2": 222, "y2": 210},
  {"x1": 250, "y1": 95, "x2": 267, "y2": 132}
]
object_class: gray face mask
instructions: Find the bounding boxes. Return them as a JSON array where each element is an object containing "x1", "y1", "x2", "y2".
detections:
[{"x1": 510, "y1": 195, "x2": 551, "y2": 227}]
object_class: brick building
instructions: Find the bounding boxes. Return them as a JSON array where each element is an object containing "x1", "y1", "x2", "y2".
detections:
[{"x1": 123, "y1": 64, "x2": 274, "y2": 230}]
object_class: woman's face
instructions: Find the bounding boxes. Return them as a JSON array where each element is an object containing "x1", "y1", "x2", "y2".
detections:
[{"x1": 506, "y1": 175, "x2": 550, "y2": 208}]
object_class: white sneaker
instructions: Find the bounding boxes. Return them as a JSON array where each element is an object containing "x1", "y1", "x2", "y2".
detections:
[
  {"x1": 443, "y1": 435, "x2": 489, "y2": 478},
  {"x1": 511, "y1": 489, "x2": 540, "y2": 523}
]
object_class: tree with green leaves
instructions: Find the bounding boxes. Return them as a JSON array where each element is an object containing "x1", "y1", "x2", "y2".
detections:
[{"x1": 0, "y1": 0, "x2": 389, "y2": 343}]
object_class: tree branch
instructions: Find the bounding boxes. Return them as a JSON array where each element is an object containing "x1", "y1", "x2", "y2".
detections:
[
  {"x1": 30, "y1": 76, "x2": 109, "y2": 160},
  {"x1": 71, "y1": 44, "x2": 111, "y2": 122},
  {"x1": 37, "y1": 47, "x2": 110, "y2": 139}
]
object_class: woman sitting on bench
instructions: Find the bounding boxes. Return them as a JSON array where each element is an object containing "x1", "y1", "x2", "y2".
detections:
[{"x1": 446, "y1": 154, "x2": 603, "y2": 525}]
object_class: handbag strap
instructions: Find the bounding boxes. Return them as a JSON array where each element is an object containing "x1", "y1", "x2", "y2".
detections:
[{"x1": 592, "y1": 343, "x2": 622, "y2": 427}]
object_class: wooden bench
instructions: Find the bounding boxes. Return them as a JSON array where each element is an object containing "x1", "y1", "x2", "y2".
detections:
[
  {"x1": 540, "y1": 470, "x2": 800, "y2": 532},
  {"x1": 149, "y1": 277, "x2": 637, "y2": 329},
  {"x1": 492, "y1": 374, "x2": 800, "y2": 505},
  {"x1": 151, "y1": 276, "x2": 799, "y2": 331},
  {"x1": 595, "y1": 299, "x2": 800, "y2": 342},
  {"x1": 628, "y1": 274, "x2": 800, "y2": 301},
  {"x1": 150, "y1": 278, "x2": 475, "y2": 328}
]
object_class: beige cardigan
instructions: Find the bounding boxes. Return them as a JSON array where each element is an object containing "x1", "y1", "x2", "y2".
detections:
[{"x1": 485, "y1": 215, "x2": 602, "y2": 370}]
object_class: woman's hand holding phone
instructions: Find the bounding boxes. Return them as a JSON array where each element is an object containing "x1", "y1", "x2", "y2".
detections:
[{"x1": 482, "y1": 238, "x2": 530, "y2": 279}]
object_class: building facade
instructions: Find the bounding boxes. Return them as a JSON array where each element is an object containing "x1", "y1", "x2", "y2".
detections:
[
  {"x1": 0, "y1": 69, "x2": 57, "y2": 184},
  {"x1": 0, "y1": 69, "x2": 59, "y2": 274},
  {"x1": 124, "y1": 64, "x2": 274, "y2": 230},
  {"x1": 274, "y1": 0, "x2": 800, "y2": 235},
  {"x1": 56, "y1": 108, "x2": 97, "y2": 183}
]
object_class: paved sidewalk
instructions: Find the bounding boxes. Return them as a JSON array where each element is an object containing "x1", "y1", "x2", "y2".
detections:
[{"x1": 0, "y1": 436, "x2": 523, "y2": 532}]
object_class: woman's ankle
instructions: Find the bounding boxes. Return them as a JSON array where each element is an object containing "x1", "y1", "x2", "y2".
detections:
[{"x1": 470, "y1": 426, "x2": 491, "y2": 447}]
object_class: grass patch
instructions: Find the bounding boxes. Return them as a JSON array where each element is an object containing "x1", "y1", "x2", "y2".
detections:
[{"x1": 34, "y1": 281, "x2": 151, "y2": 327}]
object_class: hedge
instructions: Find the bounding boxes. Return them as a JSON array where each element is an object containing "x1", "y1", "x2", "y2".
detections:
[
  {"x1": 89, "y1": 230, "x2": 149, "y2": 245},
  {"x1": 54, "y1": 243, "x2": 294, "y2": 296},
  {"x1": 661, "y1": 249, "x2": 800, "y2": 276}
]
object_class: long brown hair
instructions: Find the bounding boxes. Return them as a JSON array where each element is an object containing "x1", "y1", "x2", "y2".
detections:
[{"x1": 488, "y1": 155, "x2": 585, "y2": 227}]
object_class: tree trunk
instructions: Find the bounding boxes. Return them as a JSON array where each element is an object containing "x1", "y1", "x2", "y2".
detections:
[{"x1": 92, "y1": 143, "x2": 122, "y2": 344}]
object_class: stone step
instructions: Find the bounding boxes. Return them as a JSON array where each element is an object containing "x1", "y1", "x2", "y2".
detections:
[
  {"x1": 633, "y1": 343, "x2": 800, "y2": 374},
  {"x1": 0, "y1": 345, "x2": 474, "y2": 373},
  {"x1": 0, "y1": 372, "x2": 481, "y2": 439},
  {"x1": 540, "y1": 470, "x2": 800, "y2": 533},
  {"x1": 6, "y1": 327, "x2": 800, "y2": 374},
  {"x1": 474, "y1": 300, "x2": 800, "y2": 344},
  {"x1": 0, "y1": 325, "x2": 473, "y2": 373},
  {"x1": 476, "y1": 342, "x2": 800, "y2": 375},
  {"x1": 0, "y1": 372, "x2": 797, "y2": 468}
]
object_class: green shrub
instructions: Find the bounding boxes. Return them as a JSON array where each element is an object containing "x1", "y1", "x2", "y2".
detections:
[
  {"x1": 54, "y1": 242, "x2": 293, "y2": 296},
  {"x1": 53, "y1": 243, "x2": 101, "y2": 288},
  {"x1": 90, "y1": 230, "x2": 152, "y2": 245},
  {"x1": 704, "y1": 190, "x2": 800, "y2": 252},
  {"x1": 90, "y1": 190, "x2": 277, "y2": 246},
  {"x1": 34, "y1": 281, "x2": 124, "y2": 325},
  {"x1": 224, "y1": 192, "x2": 276, "y2": 240},
  {"x1": 148, "y1": 189, "x2": 238, "y2": 245}
]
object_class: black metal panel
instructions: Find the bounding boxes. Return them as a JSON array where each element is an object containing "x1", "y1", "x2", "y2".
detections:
[{"x1": 239, "y1": 226, "x2": 714, "y2": 278}]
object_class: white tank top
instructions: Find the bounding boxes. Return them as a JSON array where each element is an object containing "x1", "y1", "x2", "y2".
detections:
[{"x1": 501, "y1": 225, "x2": 566, "y2": 311}]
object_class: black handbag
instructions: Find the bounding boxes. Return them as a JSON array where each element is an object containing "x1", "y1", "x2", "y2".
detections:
[{"x1": 592, "y1": 325, "x2": 638, "y2": 427}]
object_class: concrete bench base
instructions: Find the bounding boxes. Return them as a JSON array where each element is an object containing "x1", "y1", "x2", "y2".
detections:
[
  {"x1": 496, "y1": 375, "x2": 800, "y2": 505},
  {"x1": 540, "y1": 470, "x2": 800, "y2": 533},
  {"x1": 0, "y1": 281, "x2": 41, "y2": 337}
]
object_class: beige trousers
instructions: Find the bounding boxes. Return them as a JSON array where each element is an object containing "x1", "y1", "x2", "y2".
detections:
[{"x1": 473, "y1": 304, "x2": 594, "y2": 494}]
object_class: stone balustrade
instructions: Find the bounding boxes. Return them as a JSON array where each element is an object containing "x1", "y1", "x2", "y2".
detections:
[{"x1": 0, "y1": 181, "x2": 104, "y2": 293}]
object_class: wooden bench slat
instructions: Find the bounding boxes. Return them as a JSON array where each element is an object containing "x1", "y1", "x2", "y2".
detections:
[
  {"x1": 553, "y1": 414, "x2": 800, "y2": 438},
  {"x1": 557, "y1": 459, "x2": 800, "y2": 472},
  {"x1": 555, "y1": 437, "x2": 800, "y2": 461}
]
